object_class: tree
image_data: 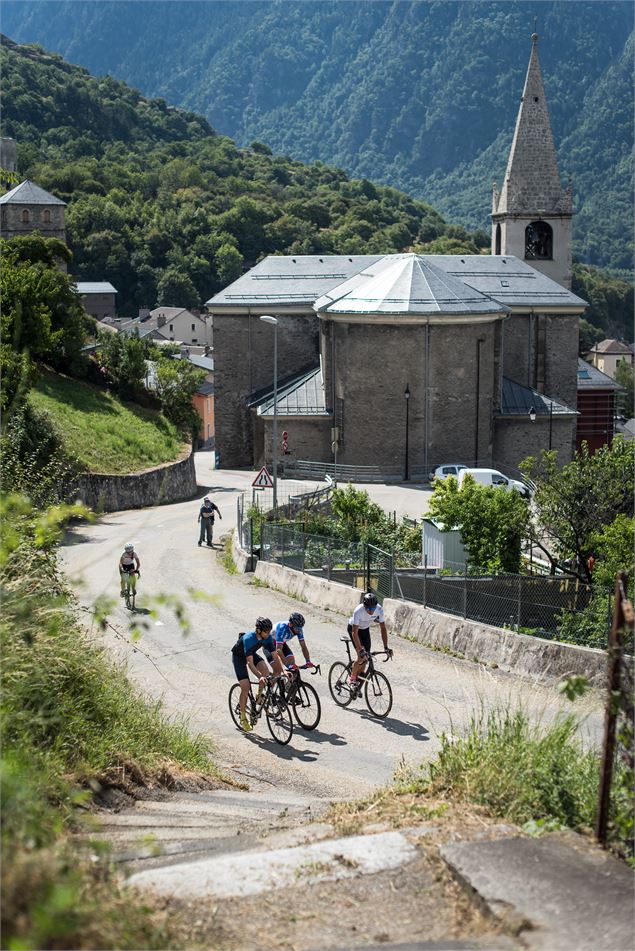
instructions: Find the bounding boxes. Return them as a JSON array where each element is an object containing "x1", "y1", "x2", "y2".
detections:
[
  {"x1": 96, "y1": 331, "x2": 147, "y2": 398},
  {"x1": 521, "y1": 438, "x2": 634, "y2": 583},
  {"x1": 615, "y1": 360, "x2": 634, "y2": 419},
  {"x1": 156, "y1": 268, "x2": 199, "y2": 309},
  {"x1": 428, "y1": 476, "x2": 530, "y2": 574},
  {"x1": 154, "y1": 358, "x2": 205, "y2": 436}
]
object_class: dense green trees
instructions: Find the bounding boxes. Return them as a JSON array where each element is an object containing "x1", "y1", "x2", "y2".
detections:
[{"x1": 4, "y1": 2, "x2": 632, "y2": 273}]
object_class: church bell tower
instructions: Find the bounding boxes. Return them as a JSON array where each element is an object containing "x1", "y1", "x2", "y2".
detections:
[{"x1": 491, "y1": 33, "x2": 573, "y2": 289}]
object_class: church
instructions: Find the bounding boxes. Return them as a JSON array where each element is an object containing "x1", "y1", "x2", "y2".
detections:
[{"x1": 208, "y1": 34, "x2": 586, "y2": 477}]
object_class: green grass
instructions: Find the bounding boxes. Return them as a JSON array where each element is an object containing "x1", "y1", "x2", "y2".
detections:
[
  {"x1": 29, "y1": 369, "x2": 186, "y2": 474},
  {"x1": 397, "y1": 708, "x2": 600, "y2": 831},
  {"x1": 221, "y1": 534, "x2": 237, "y2": 574}
]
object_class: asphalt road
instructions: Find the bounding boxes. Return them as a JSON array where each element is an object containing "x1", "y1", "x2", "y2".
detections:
[{"x1": 60, "y1": 465, "x2": 603, "y2": 799}]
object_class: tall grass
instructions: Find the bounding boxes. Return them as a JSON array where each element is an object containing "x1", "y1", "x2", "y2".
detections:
[
  {"x1": 1, "y1": 496, "x2": 216, "y2": 948},
  {"x1": 29, "y1": 369, "x2": 185, "y2": 474},
  {"x1": 398, "y1": 707, "x2": 599, "y2": 830}
]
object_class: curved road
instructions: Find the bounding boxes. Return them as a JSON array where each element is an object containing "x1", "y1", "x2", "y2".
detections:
[{"x1": 61, "y1": 463, "x2": 603, "y2": 799}]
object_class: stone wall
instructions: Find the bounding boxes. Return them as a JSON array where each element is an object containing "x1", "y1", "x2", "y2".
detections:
[
  {"x1": 329, "y1": 319, "x2": 500, "y2": 469},
  {"x1": 494, "y1": 415, "x2": 575, "y2": 468},
  {"x1": 259, "y1": 416, "x2": 332, "y2": 468},
  {"x1": 75, "y1": 449, "x2": 197, "y2": 513},
  {"x1": 0, "y1": 203, "x2": 65, "y2": 241},
  {"x1": 213, "y1": 311, "x2": 318, "y2": 468},
  {"x1": 502, "y1": 312, "x2": 578, "y2": 413}
]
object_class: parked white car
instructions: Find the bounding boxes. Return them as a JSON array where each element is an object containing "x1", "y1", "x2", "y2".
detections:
[
  {"x1": 458, "y1": 468, "x2": 531, "y2": 498},
  {"x1": 429, "y1": 464, "x2": 468, "y2": 482}
]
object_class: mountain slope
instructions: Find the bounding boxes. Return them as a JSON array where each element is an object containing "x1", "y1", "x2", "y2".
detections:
[{"x1": 3, "y1": 0, "x2": 633, "y2": 272}]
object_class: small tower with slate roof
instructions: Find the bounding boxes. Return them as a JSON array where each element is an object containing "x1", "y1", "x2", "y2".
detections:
[
  {"x1": 0, "y1": 179, "x2": 67, "y2": 243},
  {"x1": 491, "y1": 33, "x2": 573, "y2": 289}
]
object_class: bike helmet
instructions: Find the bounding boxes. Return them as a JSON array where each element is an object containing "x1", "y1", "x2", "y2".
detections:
[
  {"x1": 255, "y1": 616, "x2": 272, "y2": 632},
  {"x1": 289, "y1": 612, "x2": 305, "y2": 629},
  {"x1": 362, "y1": 592, "x2": 378, "y2": 609},
  {"x1": 124, "y1": 542, "x2": 134, "y2": 552}
]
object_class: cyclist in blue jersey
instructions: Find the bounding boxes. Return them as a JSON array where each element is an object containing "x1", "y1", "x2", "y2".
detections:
[
  {"x1": 273, "y1": 612, "x2": 314, "y2": 671},
  {"x1": 231, "y1": 617, "x2": 284, "y2": 733}
]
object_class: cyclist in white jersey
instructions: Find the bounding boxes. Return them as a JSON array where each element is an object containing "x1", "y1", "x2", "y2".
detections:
[{"x1": 348, "y1": 592, "x2": 391, "y2": 686}]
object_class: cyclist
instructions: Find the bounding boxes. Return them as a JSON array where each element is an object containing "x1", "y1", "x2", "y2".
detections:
[
  {"x1": 348, "y1": 592, "x2": 392, "y2": 687},
  {"x1": 274, "y1": 612, "x2": 314, "y2": 671},
  {"x1": 119, "y1": 542, "x2": 140, "y2": 599},
  {"x1": 198, "y1": 496, "x2": 222, "y2": 547},
  {"x1": 231, "y1": 617, "x2": 284, "y2": 733}
]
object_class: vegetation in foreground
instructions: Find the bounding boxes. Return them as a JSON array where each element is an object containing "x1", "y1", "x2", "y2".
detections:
[
  {"x1": 1, "y1": 495, "x2": 218, "y2": 949},
  {"x1": 331, "y1": 706, "x2": 633, "y2": 861},
  {"x1": 29, "y1": 368, "x2": 186, "y2": 474}
]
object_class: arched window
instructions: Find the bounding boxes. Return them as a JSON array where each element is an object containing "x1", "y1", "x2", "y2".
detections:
[
  {"x1": 495, "y1": 223, "x2": 502, "y2": 255},
  {"x1": 43, "y1": 209, "x2": 51, "y2": 224},
  {"x1": 21, "y1": 209, "x2": 29, "y2": 223},
  {"x1": 525, "y1": 221, "x2": 553, "y2": 260}
]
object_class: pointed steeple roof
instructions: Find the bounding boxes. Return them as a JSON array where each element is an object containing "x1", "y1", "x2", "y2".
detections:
[
  {"x1": 0, "y1": 180, "x2": 66, "y2": 206},
  {"x1": 316, "y1": 254, "x2": 509, "y2": 318},
  {"x1": 494, "y1": 35, "x2": 571, "y2": 217}
]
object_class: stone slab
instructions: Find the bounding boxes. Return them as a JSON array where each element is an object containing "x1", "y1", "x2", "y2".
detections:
[
  {"x1": 128, "y1": 829, "x2": 417, "y2": 900},
  {"x1": 441, "y1": 835, "x2": 634, "y2": 951}
]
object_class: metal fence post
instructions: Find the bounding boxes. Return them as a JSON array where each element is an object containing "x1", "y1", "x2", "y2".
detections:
[
  {"x1": 302, "y1": 532, "x2": 306, "y2": 574},
  {"x1": 423, "y1": 554, "x2": 427, "y2": 607},
  {"x1": 463, "y1": 563, "x2": 468, "y2": 619},
  {"x1": 327, "y1": 537, "x2": 332, "y2": 581},
  {"x1": 281, "y1": 526, "x2": 286, "y2": 567},
  {"x1": 517, "y1": 574, "x2": 522, "y2": 631},
  {"x1": 365, "y1": 545, "x2": 371, "y2": 593},
  {"x1": 390, "y1": 551, "x2": 395, "y2": 599}
]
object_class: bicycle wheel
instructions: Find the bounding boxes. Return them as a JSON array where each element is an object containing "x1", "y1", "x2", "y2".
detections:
[
  {"x1": 124, "y1": 585, "x2": 131, "y2": 610},
  {"x1": 228, "y1": 683, "x2": 248, "y2": 731},
  {"x1": 328, "y1": 662, "x2": 353, "y2": 708},
  {"x1": 265, "y1": 693, "x2": 293, "y2": 745},
  {"x1": 292, "y1": 682, "x2": 321, "y2": 731},
  {"x1": 364, "y1": 670, "x2": 393, "y2": 719}
]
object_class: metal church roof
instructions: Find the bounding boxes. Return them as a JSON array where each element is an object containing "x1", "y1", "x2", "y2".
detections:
[
  {"x1": 75, "y1": 282, "x2": 117, "y2": 294},
  {"x1": 315, "y1": 253, "x2": 509, "y2": 318},
  {"x1": 0, "y1": 180, "x2": 66, "y2": 205},
  {"x1": 249, "y1": 365, "x2": 329, "y2": 417},
  {"x1": 577, "y1": 358, "x2": 622, "y2": 390},
  {"x1": 500, "y1": 377, "x2": 577, "y2": 417}
]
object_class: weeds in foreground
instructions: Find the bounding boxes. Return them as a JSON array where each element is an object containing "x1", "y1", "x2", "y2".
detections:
[{"x1": 222, "y1": 533, "x2": 237, "y2": 574}]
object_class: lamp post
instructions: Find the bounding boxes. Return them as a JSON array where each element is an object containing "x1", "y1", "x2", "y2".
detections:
[
  {"x1": 404, "y1": 382, "x2": 410, "y2": 481},
  {"x1": 548, "y1": 401, "x2": 553, "y2": 451},
  {"x1": 260, "y1": 315, "x2": 278, "y2": 510}
]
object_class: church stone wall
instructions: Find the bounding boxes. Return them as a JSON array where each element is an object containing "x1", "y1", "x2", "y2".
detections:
[
  {"x1": 494, "y1": 416, "x2": 574, "y2": 468},
  {"x1": 544, "y1": 313, "x2": 578, "y2": 411},
  {"x1": 260, "y1": 417, "x2": 332, "y2": 469},
  {"x1": 330, "y1": 319, "x2": 499, "y2": 470},
  {"x1": 213, "y1": 311, "x2": 318, "y2": 468}
]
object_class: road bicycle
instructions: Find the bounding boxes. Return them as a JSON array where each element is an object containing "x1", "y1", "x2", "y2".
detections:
[
  {"x1": 328, "y1": 637, "x2": 393, "y2": 718},
  {"x1": 281, "y1": 663, "x2": 322, "y2": 731},
  {"x1": 228, "y1": 673, "x2": 294, "y2": 745},
  {"x1": 122, "y1": 571, "x2": 139, "y2": 611}
]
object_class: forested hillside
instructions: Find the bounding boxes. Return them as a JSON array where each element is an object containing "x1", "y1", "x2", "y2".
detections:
[
  {"x1": 3, "y1": 0, "x2": 633, "y2": 274},
  {"x1": 2, "y1": 35, "x2": 484, "y2": 317}
]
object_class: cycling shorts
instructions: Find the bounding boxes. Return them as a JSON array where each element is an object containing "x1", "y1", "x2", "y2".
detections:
[
  {"x1": 347, "y1": 623, "x2": 371, "y2": 653},
  {"x1": 120, "y1": 563, "x2": 136, "y2": 573},
  {"x1": 232, "y1": 649, "x2": 264, "y2": 682}
]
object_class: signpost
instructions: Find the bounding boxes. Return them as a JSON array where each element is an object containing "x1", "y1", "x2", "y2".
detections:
[{"x1": 252, "y1": 466, "x2": 274, "y2": 489}]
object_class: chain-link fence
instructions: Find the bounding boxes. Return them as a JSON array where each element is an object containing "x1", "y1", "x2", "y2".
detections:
[{"x1": 260, "y1": 523, "x2": 366, "y2": 587}]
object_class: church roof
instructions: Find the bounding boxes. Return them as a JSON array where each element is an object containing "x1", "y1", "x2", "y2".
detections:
[
  {"x1": 249, "y1": 365, "x2": 329, "y2": 417},
  {"x1": 207, "y1": 255, "x2": 381, "y2": 311},
  {"x1": 315, "y1": 253, "x2": 509, "y2": 318},
  {"x1": 588, "y1": 338, "x2": 633, "y2": 355},
  {"x1": 493, "y1": 35, "x2": 572, "y2": 217},
  {"x1": 0, "y1": 179, "x2": 66, "y2": 206},
  {"x1": 500, "y1": 377, "x2": 577, "y2": 417},
  {"x1": 577, "y1": 358, "x2": 622, "y2": 390}
]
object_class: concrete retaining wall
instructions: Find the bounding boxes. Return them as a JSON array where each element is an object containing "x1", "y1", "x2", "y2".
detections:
[
  {"x1": 255, "y1": 560, "x2": 362, "y2": 617},
  {"x1": 231, "y1": 529, "x2": 253, "y2": 573},
  {"x1": 76, "y1": 449, "x2": 197, "y2": 513},
  {"x1": 384, "y1": 598, "x2": 606, "y2": 687},
  {"x1": 253, "y1": 560, "x2": 608, "y2": 687}
]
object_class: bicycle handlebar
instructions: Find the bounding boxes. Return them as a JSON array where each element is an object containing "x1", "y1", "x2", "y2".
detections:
[{"x1": 370, "y1": 650, "x2": 393, "y2": 662}]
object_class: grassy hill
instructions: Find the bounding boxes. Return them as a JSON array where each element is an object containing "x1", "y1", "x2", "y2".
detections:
[
  {"x1": 29, "y1": 370, "x2": 187, "y2": 474},
  {"x1": 3, "y1": 0, "x2": 633, "y2": 274}
]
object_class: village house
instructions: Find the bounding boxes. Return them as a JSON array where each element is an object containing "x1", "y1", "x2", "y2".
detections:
[
  {"x1": 587, "y1": 339, "x2": 634, "y2": 381},
  {"x1": 149, "y1": 307, "x2": 212, "y2": 346},
  {"x1": 75, "y1": 281, "x2": 118, "y2": 322},
  {"x1": 576, "y1": 358, "x2": 622, "y2": 454},
  {"x1": 208, "y1": 34, "x2": 587, "y2": 477}
]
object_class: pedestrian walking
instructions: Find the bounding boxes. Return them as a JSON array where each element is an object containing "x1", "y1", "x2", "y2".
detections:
[{"x1": 198, "y1": 496, "x2": 221, "y2": 547}]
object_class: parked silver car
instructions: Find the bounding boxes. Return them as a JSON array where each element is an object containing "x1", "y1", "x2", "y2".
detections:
[{"x1": 429, "y1": 464, "x2": 468, "y2": 482}]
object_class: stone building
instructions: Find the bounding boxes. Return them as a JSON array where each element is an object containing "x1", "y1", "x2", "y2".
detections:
[
  {"x1": 75, "y1": 281, "x2": 118, "y2": 321},
  {"x1": 0, "y1": 179, "x2": 66, "y2": 243},
  {"x1": 208, "y1": 35, "x2": 586, "y2": 475}
]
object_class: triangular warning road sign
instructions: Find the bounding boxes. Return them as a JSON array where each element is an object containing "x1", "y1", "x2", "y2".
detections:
[{"x1": 252, "y1": 466, "x2": 274, "y2": 488}]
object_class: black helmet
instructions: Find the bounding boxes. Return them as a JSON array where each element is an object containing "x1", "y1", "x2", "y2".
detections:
[
  {"x1": 289, "y1": 612, "x2": 305, "y2": 628},
  {"x1": 255, "y1": 616, "x2": 272, "y2": 632},
  {"x1": 362, "y1": 592, "x2": 378, "y2": 609}
]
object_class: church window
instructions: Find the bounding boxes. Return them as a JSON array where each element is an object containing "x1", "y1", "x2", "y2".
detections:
[
  {"x1": 495, "y1": 224, "x2": 501, "y2": 255},
  {"x1": 525, "y1": 221, "x2": 553, "y2": 260},
  {"x1": 43, "y1": 209, "x2": 51, "y2": 223},
  {"x1": 21, "y1": 209, "x2": 29, "y2": 223}
]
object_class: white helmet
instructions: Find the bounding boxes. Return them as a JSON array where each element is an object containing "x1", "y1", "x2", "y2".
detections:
[{"x1": 124, "y1": 542, "x2": 134, "y2": 552}]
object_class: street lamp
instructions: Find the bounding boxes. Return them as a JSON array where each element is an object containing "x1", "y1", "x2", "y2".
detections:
[
  {"x1": 548, "y1": 401, "x2": 554, "y2": 451},
  {"x1": 528, "y1": 405, "x2": 537, "y2": 423},
  {"x1": 260, "y1": 315, "x2": 278, "y2": 510},
  {"x1": 404, "y1": 383, "x2": 411, "y2": 481}
]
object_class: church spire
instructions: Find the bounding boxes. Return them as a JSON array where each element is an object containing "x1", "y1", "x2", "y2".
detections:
[{"x1": 494, "y1": 34, "x2": 572, "y2": 216}]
